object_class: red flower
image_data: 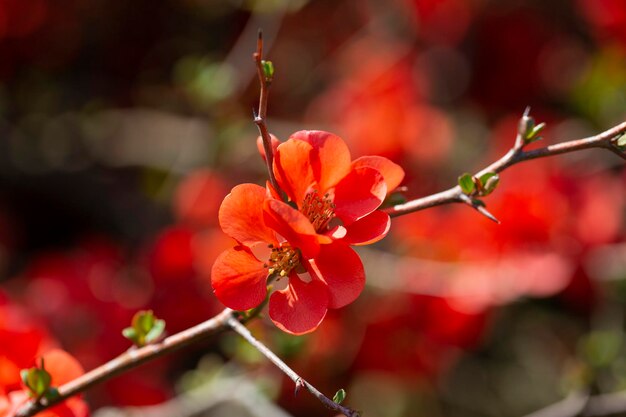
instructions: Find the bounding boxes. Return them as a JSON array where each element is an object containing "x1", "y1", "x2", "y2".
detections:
[
  {"x1": 0, "y1": 349, "x2": 87, "y2": 417},
  {"x1": 272, "y1": 130, "x2": 404, "y2": 245},
  {"x1": 211, "y1": 184, "x2": 366, "y2": 334}
]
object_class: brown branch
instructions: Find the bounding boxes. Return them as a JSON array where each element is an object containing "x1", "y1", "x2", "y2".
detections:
[
  {"x1": 253, "y1": 30, "x2": 284, "y2": 197},
  {"x1": 14, "y1": 305, "x2": 360, "y2": 417},
  {"x1": 384, "y1": 119, "x2": 626, "y2": 218},
  {"x1": 226, "y1": 316, "x2": 361, "y2": 417},
  {"x1": 14, "y1": 308, "x2": 235, "y2": 417}
]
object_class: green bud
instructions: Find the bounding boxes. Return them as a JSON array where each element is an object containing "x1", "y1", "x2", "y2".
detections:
[
  {"x1": 478, "y1": 172, "x2": 500, "y2": 196},
  {"x1": 123, "y1": 310, "x2": 166, "y2": 347},
  {"x1": 261, "y1": 60, "x2": 274, "y2": 80},
  {"x1": 21, "y1": 364, "x2": 52, "y2": 398},
  {"x1": 518, "y1": 107, "x2": 545, "y2": 143},
  {"x1": 458, "y1": 173, "x2": 475, "y2": 195},
  {"x1": 333, "y1": 388, "x2": 346, "y2": 404}
]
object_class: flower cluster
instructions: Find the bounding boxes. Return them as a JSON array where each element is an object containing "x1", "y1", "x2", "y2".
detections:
[{"x1": 211, "y1": 130, "x2": 404, "y2": 334}]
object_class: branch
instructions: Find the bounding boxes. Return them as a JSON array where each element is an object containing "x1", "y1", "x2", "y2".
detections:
[
  {"x1": 14, "y1": 305, "x2": 360, "y2": 417},
  {"x1": 384, "y1": 118, "x2": 626, "y2": 218},
  {"x1": 253, "y1": 30, "x2": 284, "y2": 197},
  {"x1": 14, "y1": 309, "x2": 235, "y2": 417},
  {"x1": 227, "y1": 316, "x2": 361, "y2": 417}
]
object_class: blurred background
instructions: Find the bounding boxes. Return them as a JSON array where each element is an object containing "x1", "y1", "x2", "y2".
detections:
[{"x1": 1, "y1": 0, "x2": 626, "y2": 416}]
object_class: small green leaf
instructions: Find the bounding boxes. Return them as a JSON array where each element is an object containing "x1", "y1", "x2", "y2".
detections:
[
  {"x1": 333, "y1": 388, "x2": 346, "y2": 404},
  {"x1": 134, "y1": 310, "x2": 155, "y2": 334},
  {"x1": 478, "y1": 173, "x2": 500, "y2": 196},
  {"x1": 617, "y1": 134, "x2": 626, "y2": 148},
  {"x1": 261, "y1": 60, "x2": 274, "y2": 80},
  {"x1": 122, "y1": 327, "x2": 138, "y2": 343},
  {"x1": 458, "y1": 173, "x2": 475, "y2": 195},
  {"x1": 145, "y1": 319, "x2": 166, "y2": 344},
  {"x1": 525, "y1": 122, "x2": 546, "y2": 142},
  {"x1": 22, "y1": 367, "x2": 52, "y2": 397},
  {"x1": 125, "y1": 310, "x2": 166, "y2": 347},
  {"x1": 518, "y1": 107, "x2": 546, "y2": 143}
]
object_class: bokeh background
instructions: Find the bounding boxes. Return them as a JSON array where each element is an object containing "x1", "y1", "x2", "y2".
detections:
[{"x1": 2, "y1": 0, "x2": 626, "y2": 416}]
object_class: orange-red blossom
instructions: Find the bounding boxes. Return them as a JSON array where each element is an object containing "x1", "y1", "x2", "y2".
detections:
[{"x1": 211, "y1": 131, "x2": 404, "y2": 334}]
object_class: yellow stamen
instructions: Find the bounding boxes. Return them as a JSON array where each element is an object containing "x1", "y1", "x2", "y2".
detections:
[
  {"x1": 264, "y1": 244, "x2": 300, "y2": 277},
  {"x1": 301, "y1": 190, "x2": 336, "y2": 232}
]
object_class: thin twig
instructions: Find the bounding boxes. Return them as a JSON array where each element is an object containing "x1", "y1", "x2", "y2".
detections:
[
  {"x1": 253, "y1": 30, "x2": 283, "y2": 197},
  {"x1": 226, "y1": 316, "x2": 361, "y2": 417},
  {"x1": 384, "y1": 119, "x2": 626, "y2": 218},
  {"x1": 14, "y1": 309, "x2": 236, "y2": 417}
]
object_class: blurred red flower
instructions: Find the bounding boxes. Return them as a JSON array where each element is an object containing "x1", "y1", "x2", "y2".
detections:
[{"x1": 0, "y1": 293, "x2": 88, "y2": 417}]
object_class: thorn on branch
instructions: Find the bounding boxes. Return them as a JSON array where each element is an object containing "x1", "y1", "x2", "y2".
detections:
[
  {"x1": 459, "y1": 194, "x2": 500, "y2": 224},
  {"x1": 294, "y1": 378, "x2": 305, "y2": 396}
]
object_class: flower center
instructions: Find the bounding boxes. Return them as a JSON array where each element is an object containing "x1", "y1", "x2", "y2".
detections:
[
  {"x1": 265, "y1": 244, "x2": 300, "y2": 277},
  {"x1": 301, "y1": 191, "x2": 336, "y2": 232}
]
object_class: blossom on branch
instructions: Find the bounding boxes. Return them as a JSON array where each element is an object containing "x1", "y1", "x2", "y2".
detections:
[
  {"x1": 272, "y1": 130, "x2": 404, "y2": 245},
  {"x1": 211, "y1": 131, "x2": 404, "y2": 334},
  {"x1": 211, "y1": 183, "x2": 366, "y2": 334},
  {"x1": 213, "y1": 131, "x2": 404, "y2": 334}
]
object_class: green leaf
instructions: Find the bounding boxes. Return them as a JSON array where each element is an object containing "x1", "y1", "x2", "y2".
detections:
[
  {"x1": 479, "y1": 173, "x2": 500, "y2": 196},
  {"x1": 458, "y1": 173, "x2": 475, "y2": 195},
  {"x1": 135, "y1": 310, "x2": 155, "y2": 334},
  {"x1": 145, "y1": 319, "x2": 166, "y2": 344},
  {"x1": 122, "y1": 327, "x2": 138, "y2": 343},
  {"x1": 525, "y1": 122, "x2": 546, "y2": 142},
  {"x1": 22, "y1": 367, "x2": 52, "y2": 397},
  {"x1": 617, "y1": 134, "x2": 626, "y2": 148},
  {"x1": 261, "y1": 60, "x2": 274, "y2": 80},
  {"x1": 125, "y1": 310, "x2": 166, "y2": 347},
  {"x1": 333, "y1": 388, "x2": 346, "y2": 405}
]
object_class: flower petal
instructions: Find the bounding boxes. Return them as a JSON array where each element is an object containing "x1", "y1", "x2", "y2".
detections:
[
  {"x1": 352, "y1": 155, "x2": 405, "y2": 192},
  {"x1": 308, "y1": 242, "x2": 365, "y2": 309},
  {"x1": 344, "y1": 210, "x2": 391, "y2": 245},
  {"x1": 273, "y1": 139, "x2": 315, "y2": 205},
  {"x1": 269, "y1": 275, "x2": 329, "y2": 335},
  {"x1": 290, "y1": 130, "x2": 352, "y2": 192},
  {"x1": 263, "y1": 199, "x2": 329, "y2": 258},
  {"x1": 42, "y1": 349, "x2": 84, "y2": 386},
  {"x1": 211, "y1": 247, "x2": 268, "y2": 311},
  {"x1": 256, "y1": 134, "x2": 281, "y2": 162},
  {"x1": 332, "y1": 166, "x2": 387, "y2": 224},
  {"x1": 219, "y1": 184, "x2": 277, "y2": 246}
]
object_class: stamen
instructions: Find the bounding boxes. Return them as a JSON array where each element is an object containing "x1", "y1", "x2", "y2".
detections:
[
  {"x1": 266, "y1": 244, "x2": 300, "y2": 278},
  {"x1": 301, "y1": 191, "x2": 336, "y2": 232}
]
